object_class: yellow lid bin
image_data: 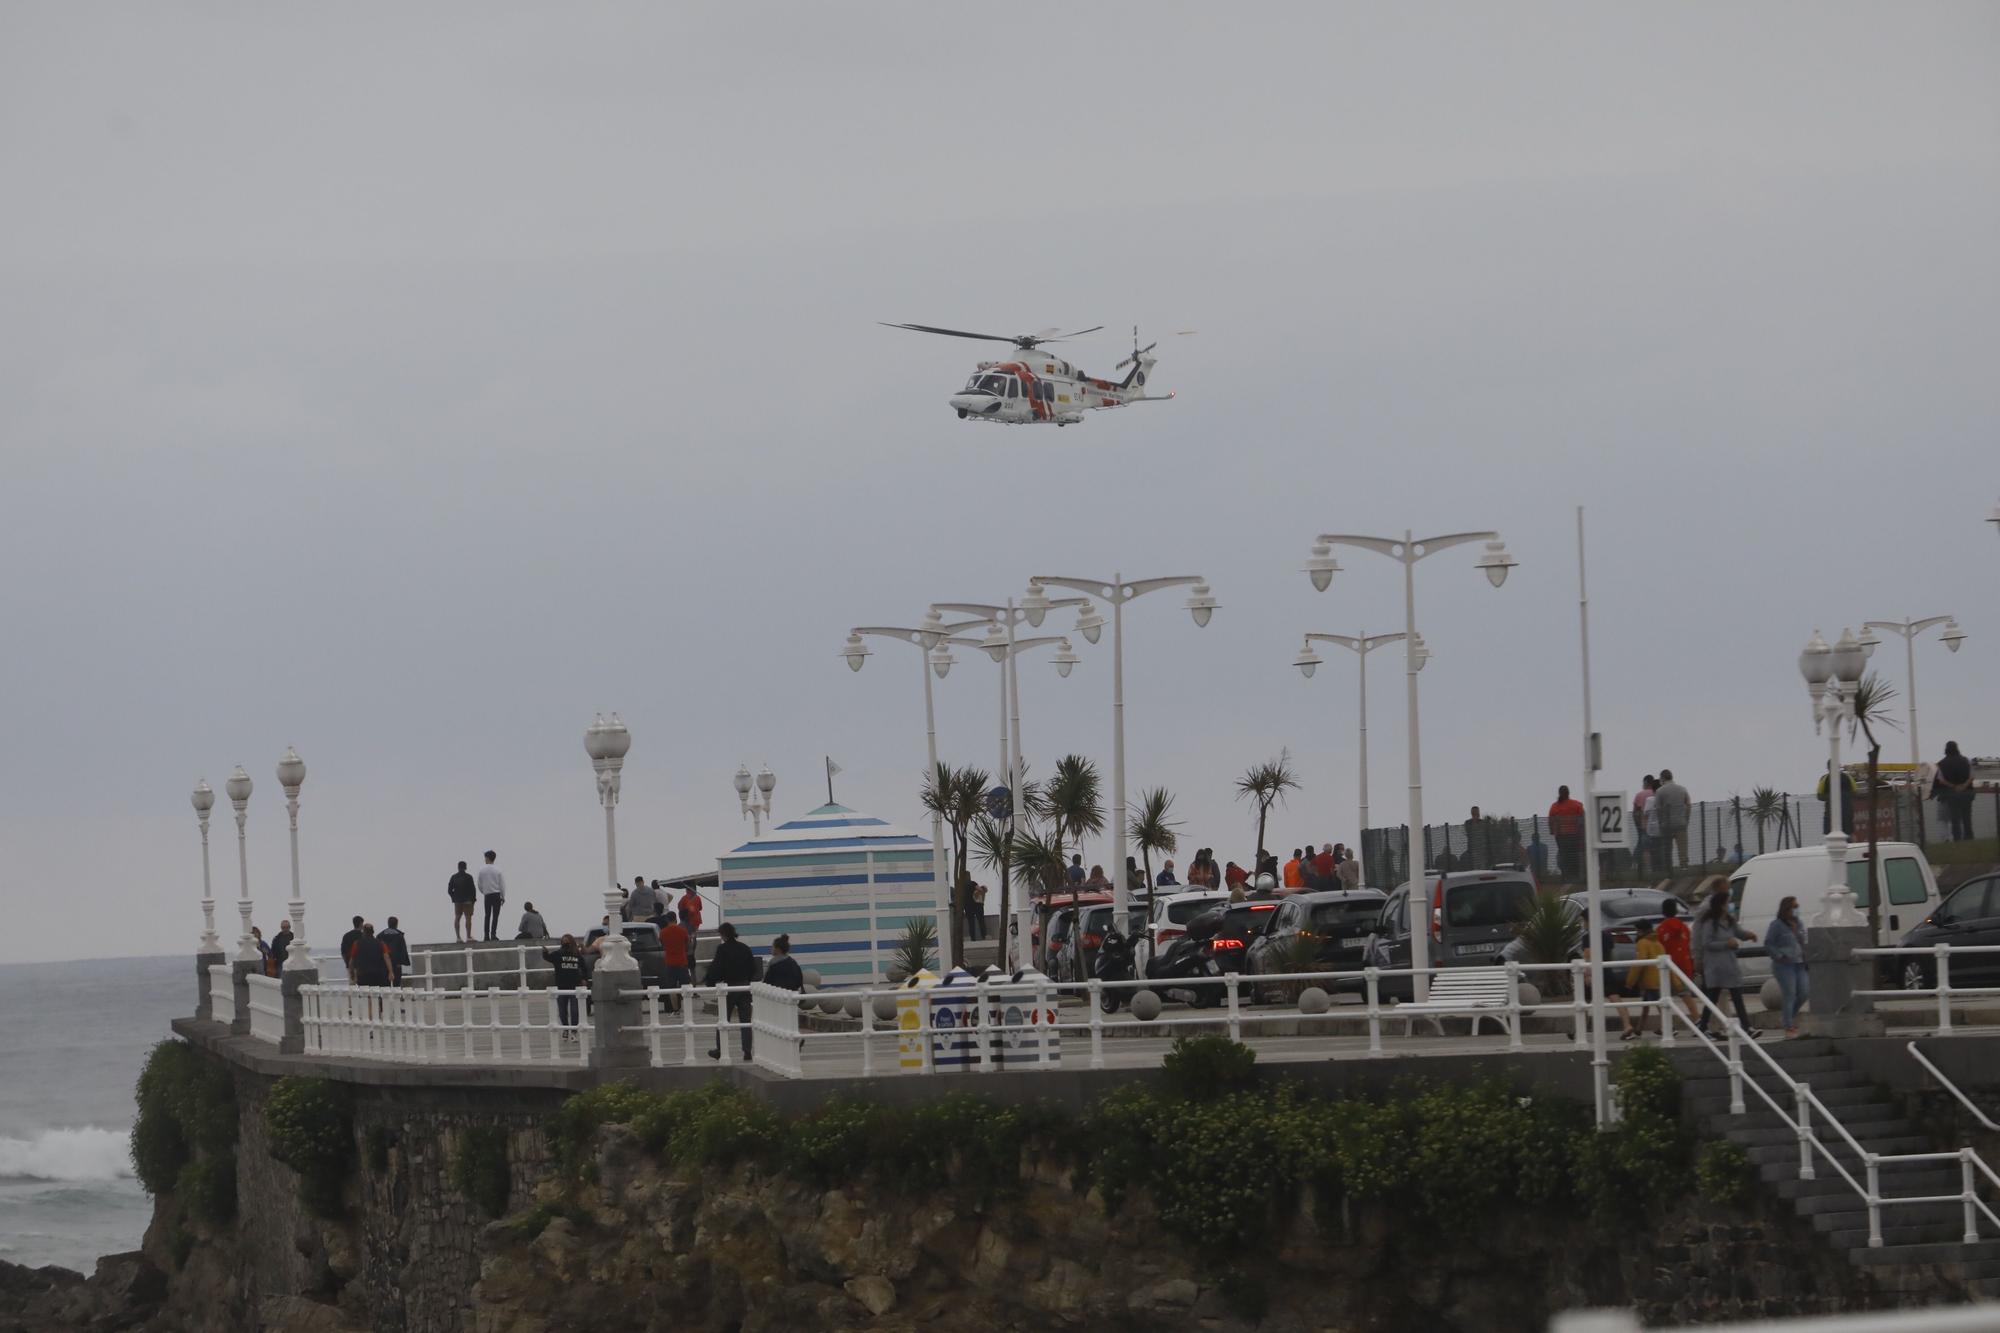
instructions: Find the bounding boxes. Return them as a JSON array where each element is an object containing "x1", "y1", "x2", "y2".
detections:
[{"x1": 895, "y1": 969, "x2": 939, "y2": 1071}]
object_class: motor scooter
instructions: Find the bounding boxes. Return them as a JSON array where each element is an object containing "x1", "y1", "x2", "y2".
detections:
[
  {"x1": 1091, "y1": 926, "x2": 1136, "y2": 1012},
  {"x1": 1143, "y1": 909, "x2": 1226, "y2": 1008}
]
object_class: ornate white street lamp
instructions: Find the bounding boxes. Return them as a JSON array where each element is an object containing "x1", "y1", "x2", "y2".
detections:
[
  {"x1": 225, "y1": 766, "x2": 259, "y2": 963},
  {"x1": 1294, "y1": 630, "x2": 1408, "y2": 886},
  {"x1": 735, "y1": 763, "x2": 776, "y2": 836},
  {"x1": 276, "y1": 746, "x2": 312, "y2": 969},
  {"x1": 1305, "y1": 528, "x2": 1514, "y2": 1001},
  {"x1": 1859, "y1": 616, "x2": 1969, "y2": 769},
  {"x1": 1023, "y1": 574, "x2": 1215, "y2": 919},
  {"x1": 584, "y1": 713, "x2": 635, "y2": 970},
  {"x1": 191, "y1": 779, "x2": 219, "y2": 953}
]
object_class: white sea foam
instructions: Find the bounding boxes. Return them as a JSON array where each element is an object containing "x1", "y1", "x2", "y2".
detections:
[{"x1": 0, "y1": 1127, "x2": 134, "y2": 1183}]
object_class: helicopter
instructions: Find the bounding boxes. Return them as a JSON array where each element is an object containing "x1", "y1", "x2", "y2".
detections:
[{"x1": 881, "y1": 322, "x2": 1182, "y2": 426}]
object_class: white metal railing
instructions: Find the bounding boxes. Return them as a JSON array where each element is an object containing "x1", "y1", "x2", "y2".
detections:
[
  {"x1": 209, "y1": 963, "x2": 236, "y2": 1025},
  {"x1": 1553, "y1": 1303, "x2": 2000, "y2": 1332},
  {"x1": 1855, "y1": 944, "x2": 2000, "y2": 1034},
  {"x1": 299, "y1": 983, "x2": 589, "y2": 1065},
  {"x1": 245, "y1": 973, "x2": 285, "y2": 1045},
  {"x1": 1907, "y1": 1039, "x2": 2000, "y2": 1132}
]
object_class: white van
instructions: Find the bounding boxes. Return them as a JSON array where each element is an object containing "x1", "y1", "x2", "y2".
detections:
[{"x1": 1726, "y1": 842, "x2": 1940, "y2": 983}]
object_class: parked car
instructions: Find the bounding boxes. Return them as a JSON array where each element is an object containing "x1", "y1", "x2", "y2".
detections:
[
  {"x1": 1365, "y1": 870, "x2": 1538, "y2": 999},
  {"x1": 1245, "y1": 890, "x2": 1387, "y2": 993},
  {"x1": 1892, "y1": 872, "x2": 2000, "y2": 992},
  {"x1": 1726, "y1": 842, "x2": 1941, "y2": 984},
  {"x1": 1134, "y1": 889, "x2": 1230, "y2": 975},
  {"x1": 1050, "y1": 902, "x2": 1148, "y2": 982},
  {"x1": 1496, "y1": 886, "x2": 1679, "y2": 967},
  {"x1": 1202, "y1": 899, "x2": 1284, "y2": 976},
  {"x1": 1032, "y1": 892, "x2": 1110, "y2": 972}
]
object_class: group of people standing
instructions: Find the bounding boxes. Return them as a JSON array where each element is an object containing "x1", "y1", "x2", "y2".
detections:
[
  {"x1": 447, "y1": 851, "x2": 509, "y2": 942},
  {"x1": 1614, "y1": 877, "x2": 1810, "y2": 1042}
]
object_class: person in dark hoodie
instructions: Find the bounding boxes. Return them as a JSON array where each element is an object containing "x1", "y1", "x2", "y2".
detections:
[
  {"x1": 378, "y1": 916, "x2": 410, "y2": 985},
  {"x1": 339, "y1": 915, "x2": 366, "y2": 984},
  {"x1": 764, "y1": 934, "x2": 804, "y2": 993},
  {"x1": 269, "y1": 921, "x2": 293, "y2": 971},
  {"x1": 541, "y1": 934, "x2": 591, "y2": 1039},
  {"x1": 704, "y1": 922, "x2": 757, "y2": 1060}
]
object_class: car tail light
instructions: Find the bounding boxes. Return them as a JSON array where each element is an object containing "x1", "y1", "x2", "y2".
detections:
[
  {"x1": 1431, "y1": 879, "x2": 1444, "y2": 941},
  {"x1": 1159, "y1": 927, "x2": 1184, "y2": 941},
  {"x1": 1210, "y1": 938, "x2": 1245, "y2": 950},
  {"x1": 1083, "y1": 933, "x2": 1103, "y2": 950}
]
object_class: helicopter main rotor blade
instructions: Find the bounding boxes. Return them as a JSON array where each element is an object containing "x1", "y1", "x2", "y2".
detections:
[
  {"x1": 879, "y1": 322, "x2": 1019, "y2": 343},
  {"x1": 1042, "y1": 325, "x2": 1104, "y2": 341}
]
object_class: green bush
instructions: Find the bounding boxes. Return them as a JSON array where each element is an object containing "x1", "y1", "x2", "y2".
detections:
[
  {"x1": 785, "y1": 1097, "x2": 885, "y2": 1185},
  {"x1": 655, "y1": 1083, "x2": 780, "y2": 1168},
  {"x1": 549, "y1": 1081, "x2": 660, "y2": 1172},
  {"x1": 264, "y1": 1076, "x2": 354, "y2": 1218},
  {"x1": 1574, "y1": 1047, "x2": 1692, "y2": 1219},
  {"x1": 131, "y1": 1102, "x2": 190, "y2": 1196},
  {"x1": 1696, "y1": 1139, "x2": 1754, "y2": 1208},
  {"x1": 453, "y1": 1126, "x2": 511, "y2": 1217},
  {"x1": 176, "y1": 1153, "x2": 237, "y2": 1227},
  {"x1": 1614, "y1": 1045, "x2": 1680, "y2": 1123},
  {"x1": 1161, "y1": 1035, "x2": 1258, "y2": 1102}
]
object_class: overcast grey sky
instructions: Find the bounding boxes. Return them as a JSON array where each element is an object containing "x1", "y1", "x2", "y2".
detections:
[{"x1": 3, "y1": 3, "x2": 1996, "y2": 964}]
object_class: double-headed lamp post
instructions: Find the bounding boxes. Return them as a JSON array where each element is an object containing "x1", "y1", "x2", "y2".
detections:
[
  {"x1": 1800, "y1": 630, "x2": 1869, "y2": 924},
  {"x1": 1292, "y1": 630, "x2": 1416, "y2": 887},
  {"x1": 1305, "y1": 529, "x2": 1515, "y2": 1001},
  {"x1": 191, "y1": 779, "x2": 220, "y2": 953},
  {"x1": 734, "y1": 764, "x2": 776, "y2": 836},
  {"x1": 845, "y1": 614, "x2": 993, "y2": 973},
  {"x1": 276, "y1": 746, "x2": 312, "y2": 969},
  {"x1": 1023, "y1": 574, "x2": 1216, "y2": 920},
  {"x1": 1856, "y1": 616, "x2": 1967, "y2": 770},
  {"x1": 225, "y1": 766, "x2": 259, "y2": 963},
  {"x1": 584, "y1": 713, "x2": 635, "y2": 970}
]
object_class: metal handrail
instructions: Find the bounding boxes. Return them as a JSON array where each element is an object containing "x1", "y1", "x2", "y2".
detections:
[{"x1": 1908, "y1": 1039, "x2": 2000, "y2": 1132}]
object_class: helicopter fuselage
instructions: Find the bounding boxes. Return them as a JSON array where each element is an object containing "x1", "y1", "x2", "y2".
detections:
[{"x1": 946, "y1": 352, "x2": 1165, "y2": 426}]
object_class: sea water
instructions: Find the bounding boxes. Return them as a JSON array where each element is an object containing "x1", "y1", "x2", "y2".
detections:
[{"x1": 0, "y1": 955, "x2": 187, "y2": 1273}]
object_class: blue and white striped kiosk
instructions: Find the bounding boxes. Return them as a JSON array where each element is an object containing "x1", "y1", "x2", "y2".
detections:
[{"x1": 716, "y1": 803, "x2": 941, "y2": 987}]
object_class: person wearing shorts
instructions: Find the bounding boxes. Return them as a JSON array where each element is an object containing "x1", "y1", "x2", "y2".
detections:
[{"x1": 447, "y1": 860, "x2": 477, "y2": 942}]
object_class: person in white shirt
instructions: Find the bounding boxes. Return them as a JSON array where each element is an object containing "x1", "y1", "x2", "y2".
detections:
[{"x1": 476, "y1": 850, "x2": 506, "y2": 942}]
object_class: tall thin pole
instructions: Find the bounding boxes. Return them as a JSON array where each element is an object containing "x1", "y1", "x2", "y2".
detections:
[
  {"x1": 922, "y1": 649, "x2": 953, "y2": 973},
  {"x1": 1110, "y1": 575, "x2": 1129, "y2": 920},
  {"x1": 1578, "y1": 506, "x2": 1609, "y2": 1126},
  {"x1": 1403, "y1": 536, "x2": 1428, "y2": 1001},
  {"x1": 1007, "y1": 600, "x2": 1026, "y2": 970},
  {"x1": 1356, "y1": 633, "x2": 1370, "y2": 887},
  {"x1": 1906, "y1": 627, "x2": 1921, "y2": 771}
]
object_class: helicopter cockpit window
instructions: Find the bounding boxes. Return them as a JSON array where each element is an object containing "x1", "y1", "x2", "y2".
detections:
[{"x1": 968, "y1": 374, "x2": 1012, "y2": 396}]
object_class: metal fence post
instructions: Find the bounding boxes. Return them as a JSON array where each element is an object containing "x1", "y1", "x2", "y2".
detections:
[
  {"x1": 1937, "y1": 944, "x2": 1953, "y2": 1034},
  {"x1": 1727, "y1": 1022, "x2": 1746, "y2": 1114},
  {"x1": 976, "y1": 978, "x2": 993, "y2": 1073},
  {"x1": 1657, "y1": 958, "x2": 1676, "y2": 1047},
  {"x1": 1795, "y1": 1083, "x2": 1815, "y2": 1180},
  {"x1": 1866, "y1": 1155, "x2": 1884, "y2": 1248},
  {"x1": 1505, "y1": 961, "x2": 1523, "y2": 1051},
  {"x1": 1225, "y1": 974, "x2": 1241, "y2": 1043},
  {"x1": 1570, "y1": 960, "x2": 1587, "y2": 1045},
  {"x1": 1364, "y1": 968, "x2": 1384, "y2": 1057},
  {"x1": 1087, "y1": 979, "x2": 1105, "y2": 1069},
  {"x1": 859, "y1": 989, "x2": 875, "y2": 1078},
  {"x1": 1964, "y1": 1149, "x2": 1980, "y2": 1244}
]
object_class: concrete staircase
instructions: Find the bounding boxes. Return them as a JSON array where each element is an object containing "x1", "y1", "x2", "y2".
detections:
[{"x1": 1675, "y1": 1039, "x2": 2000, "y2": 1298}]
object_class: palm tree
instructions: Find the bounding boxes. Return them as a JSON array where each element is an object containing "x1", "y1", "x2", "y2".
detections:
[
  {"x1": 1235, "y1": 752, "x2": 1300, "y2": 866},
  {"x1": 1844, "y1": 671, "x2": 1901, "y2": 939},
  {"x1": 1748, "y1": 786, "x2": 1786, "y2": 856},
  {"x1": 1042, "y1": 755, "x2": 1106, "y2": 866},
  {"x1": 1128, "y1": 786, "x2": 1182, "y2": 906},
  {"x1": 920, "y1": 761, "x2": 989, "y2": 961}
]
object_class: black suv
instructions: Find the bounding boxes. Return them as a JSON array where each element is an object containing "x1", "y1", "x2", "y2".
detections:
[
  {"x1": 1895, "y1": 873, "x2": 2000, "y2": 992},
  {"x1": 1245, "y1": 890, "x2": 1387, "y2": 987}
]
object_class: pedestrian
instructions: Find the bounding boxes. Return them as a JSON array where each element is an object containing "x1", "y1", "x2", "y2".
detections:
[
  {"x1": 624, "y1": 876, "x2": 659, "y2": 922},
  {"x1": 1765, "y1": 895, "x2": 1809, "y2": 1037},
  {"x1": 1465, "y1": 806, "x2": 1487, "y2": 870},
  {"x1": 657, "y1": 909, "x2": 692, "y2": 1012},
  {"x1": 1155, "y1": 860, "x2": 1178, "y2": 889},
  {"x1": 1126, "y1": 856, "x2": 1148, "y2": 899},
  {"x1": 1526, "y1": 830, "x2": 1549, "y2": 879},
  {"x1": 1632, "y1": 777, "x2": 1657, "y2": 876},
  {"x1": 1066, "y1": 854, "x2": 1086, "y2": 885},
  {"x1": 1222, "y1": 860, "x2": 1248, "y2": 900},
  {"x1": 1254, "y1": 849, "x2": 1280, "y2": 885},
  {"x1": 1283, "y1": 848, "x2": 1305, "y2": 890},
  {"x1": 542, "y1": 934, "x2": 590, "y2": 1039},
  {"x1": 1936, "y1": 742, "x2": 1976, "y2": 841},
  {"x1": 378, "y1": 916, "x2": 410, "y2": 985},
  {"x1": 677, "y1": 884, "x2": 705, "y2": 944},
  {"x1": 1691, "y1": 879, "x2": 1758, "y2": 1039},
  {"x1": 970, "y1": 881, "x2": 988, "y2": 940},
  {"x1": 476, "y1": 851, "x2": 506, "y2": 942},
  {"x1": 1084, "y1": 864, "x2": 1112, "y2": 893},
  {"x1": 764, "y1": 933, "x2": 805, "y2": 992},
  {"x1": 1653, "y1": 897, "x2": 1701, "y2": 1032},
  {"x1": 1654, "y1": 770, "x2": 1691, "y2": 871},
  {"x1": 704, "y1": 922, "x2": 757, "y2": 1060},
  {"x1": 269, "y1": 921, "x2": 293, "y2": 972},
  {"x1": 1336, "y1": 845, "x2": 1362, "y2": 890},
  {"x1": 339, "y1": 915, "x2": 365, "y2": 983},
  {"x1": 516, "y1": 902, "x2": 549, "y2": 940},
  {"x1": 1548, "y1": 785, "x2": 1586, "y2": 880},
  {"x1": 1624, "y1": 920, "x2": 1664, "y2": 1039},
  {"x1": 351, "y1": 923, "x2": 394, "y2": 988},
  {"x1": 252, "y1": 926, "x2": 273, "y2": 977},
  {"x1": 1311, "y1": 842, "x2": 1336, "y2": 885},
  {"x1": 448, "y1": 860, "x2": 477, "y2": 942}
]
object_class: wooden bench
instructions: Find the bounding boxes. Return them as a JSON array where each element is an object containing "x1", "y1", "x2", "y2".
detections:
[{"x1": 1393, "y1": 967, "x2": 1517, "y2": 1038}]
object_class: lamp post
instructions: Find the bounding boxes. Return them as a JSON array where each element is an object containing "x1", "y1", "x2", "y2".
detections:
[
  {"x1": 1857, "y1": 616, "x2": 1967, "y2": 770},
  {"x1": 1800, "y1": 630, "x2": 1869, "y2": 923},
  {"x1": 584, "y1": 713, "x2": 635, "y2": 970},
  {"x1": 734, "y1": 763, "x2": 776, "y2": 836},
  {"x1": 275, "y1": 746, "x2": 312, "y2": 970},
  {"x1": 1293, "y1": 630, "x2": 1411, "y2": 887},
  {"x1": 1305, "y1": 529, "x2": 1515, "y2": 1001},
  {"x1": 846, "y1": 615, "x2": 992, "y2": 974},
  {"x1": 225, "y1": 766, "x2": 259, "y2": 963},
  {"x1": 191, "y1": 779, "x2": 219, "y2": 953},
  {"x1": 1022, "y1": 575, "x2": 1215, "y2": 920}
]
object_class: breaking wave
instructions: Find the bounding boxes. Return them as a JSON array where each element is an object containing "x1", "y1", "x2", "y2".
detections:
[{"x1": 0, "y1": 1127, "x2": 133, "y2": 1184}]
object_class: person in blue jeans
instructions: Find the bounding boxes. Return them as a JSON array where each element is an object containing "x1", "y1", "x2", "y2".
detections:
[{"x1": 1763, "y1": 895, "x2": 1809, "y2": 1038}]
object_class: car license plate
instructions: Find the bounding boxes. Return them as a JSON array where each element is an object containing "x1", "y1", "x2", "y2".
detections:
[
  {"x1": 1341, "y1": 937, "x2": 1370, "y2": 949},
  {"x1": 1458, "y1": 941, "x2": 1504, "y2": 956}
]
